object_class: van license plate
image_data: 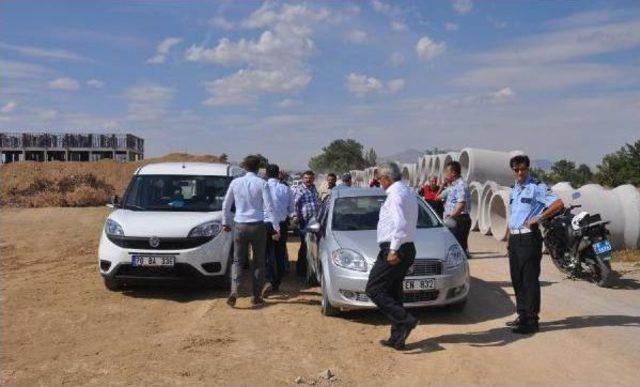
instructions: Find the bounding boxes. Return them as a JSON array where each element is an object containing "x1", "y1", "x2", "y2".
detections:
[
  {"x1": 404, "y1": 278, "x2": 436, "y2": 291},
  {"x1": 131, "y1": 255, "x2": 175, "y2": 267}
]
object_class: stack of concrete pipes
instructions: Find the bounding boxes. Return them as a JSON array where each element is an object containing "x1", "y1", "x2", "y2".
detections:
[{"x1": 349, "y1": 147, "x2": 639, "y2": 249}]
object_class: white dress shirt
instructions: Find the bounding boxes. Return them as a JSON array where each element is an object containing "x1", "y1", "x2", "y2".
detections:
[
  {"x1": 222, "y1": 172, "x2": 279, "y2": 231},
  {"x1": 377, "y1": 181, "x2": 418, "y2": 250},
  {"x1": 264, "y1": 178, "x2": 294, "y2": 224}
]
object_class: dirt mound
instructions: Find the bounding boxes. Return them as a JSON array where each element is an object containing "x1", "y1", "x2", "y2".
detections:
[{"x1": 0, "y1": 153, "x2": 224, "y2": 207}]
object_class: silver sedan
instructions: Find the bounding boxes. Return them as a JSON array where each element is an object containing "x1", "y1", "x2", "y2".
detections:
[{"x1": 305, "y1": 187, "x2": 469, "y2": 316}]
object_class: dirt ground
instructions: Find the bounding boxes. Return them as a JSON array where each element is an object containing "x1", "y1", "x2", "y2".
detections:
[{"x1": 2, "y1": 207, "x2": 640, "y2": 386}]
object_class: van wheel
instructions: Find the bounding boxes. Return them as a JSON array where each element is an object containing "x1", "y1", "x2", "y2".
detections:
[
  {"x1": 321, "y1": 275, "x2": 339, "y2": 317},
  {"x1": 103, "y1": 277, "x2": 121, "y2": 291}
]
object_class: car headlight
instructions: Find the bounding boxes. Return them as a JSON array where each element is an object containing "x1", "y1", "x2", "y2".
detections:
[
  {"x1": 188, "y1": 221, "x2": 222, "y2": 238},
  {"x1": 445, "y1": 244, "x2": 465, "y2": 267},
  {"x1": 331, "y1": 249, "x2": 368, "y2": 272},
  {"x1": 105, "y1": 219, "x2": 124, "y2": 236}
]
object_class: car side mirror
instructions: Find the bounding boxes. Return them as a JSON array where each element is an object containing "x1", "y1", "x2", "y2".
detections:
[{"x1": 306, "y1": 219, "x2": 321, "y2": 233}]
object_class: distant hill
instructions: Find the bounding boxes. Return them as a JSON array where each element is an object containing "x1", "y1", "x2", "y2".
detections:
[
  {"x1": 532, "y1": 159, "x2": 553, "y2": 172},
  {"x1": 379, "y1": 149, "x2": 425, "y2": 164}
]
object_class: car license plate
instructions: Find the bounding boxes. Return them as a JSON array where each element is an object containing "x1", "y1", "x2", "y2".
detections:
[
  {"x1": 131, "y1": 255, "x2": 175, "y2": 267},
  {"x1": 592, "y1": 240, "x2": 612, "y2": 255},
  {"x1": 403, "y1": 278, "x2": 436, "y2": 291}
]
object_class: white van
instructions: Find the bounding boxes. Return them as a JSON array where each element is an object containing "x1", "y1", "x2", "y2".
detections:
[{"x1": 98, "y1": 162, "x2": 244, "y2": 290}]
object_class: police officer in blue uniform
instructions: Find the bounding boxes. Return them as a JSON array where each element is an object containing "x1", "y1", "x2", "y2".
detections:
[{"x1": 507, "y1": 155, "x2": 564, "y2": 334}]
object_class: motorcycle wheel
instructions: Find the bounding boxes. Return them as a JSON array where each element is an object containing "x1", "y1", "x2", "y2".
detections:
[
  {"x1": 548, "y1": 248, "x2": 573, "y2": 275},
  {"x1": 590, "y1": 257, "x2": 612, "y2": 288}
]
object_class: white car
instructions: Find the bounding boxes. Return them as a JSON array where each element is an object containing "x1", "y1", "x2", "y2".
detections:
[{"x1": 98, "y1": 162, "x2": 244, "y2": 290}]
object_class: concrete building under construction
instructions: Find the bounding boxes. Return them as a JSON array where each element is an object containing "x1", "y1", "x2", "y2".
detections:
[{"x1": 0, "y1": 132, "x2": 144, "y2": 163}]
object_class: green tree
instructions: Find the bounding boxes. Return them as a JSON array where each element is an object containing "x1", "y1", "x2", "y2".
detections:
[
  {"x1": 549, "y1": 159, "x2": 576, "y2": 184},
  {"x1": 574, "y1": 164, "x2": 593, "y2": 186},
  {"x1": 596, "y1": 140, "x2": 640, "y2": 187},
  {"x1": 365, "y1": 148, "x2": 377, "y2": 167},
  {"x1": 308, "y1": 139, "x2": 369, "y2": 173},
  {"x1": 219, "y1": 153, "x2": 229, "y2": 163}
]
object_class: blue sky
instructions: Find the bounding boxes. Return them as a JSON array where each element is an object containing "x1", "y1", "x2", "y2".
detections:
[{"x1": 1, "y1": 0, "x2": 639, "y2": 169}]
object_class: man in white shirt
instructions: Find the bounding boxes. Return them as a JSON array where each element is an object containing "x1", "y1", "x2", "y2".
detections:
[
  {"x1": 365, "y1": 162, "x2": 419, "y2": 350},
  {"x1": 222, "y1": 155, "x2": 279, "y2": 307},
  {"x1": 264, "y1": 164, "x2": 294, "y2": 292}
]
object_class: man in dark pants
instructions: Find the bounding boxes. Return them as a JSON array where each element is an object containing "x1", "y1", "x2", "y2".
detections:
[
  {"x1": 440, "y1": 161, "x2": 472, "y2": 254},
  {"x1": 293, "y1": 170, "x2": 319, "y2": 278},
  {"x1": 506, "y1": 154, "x2": 564, "y2": 334},
  {"x1": 365, "y1": 161, "x2": 419, "y2": 350},
  {"x1": 264, "y1": 164, "x2": 294, "y2": 292}
]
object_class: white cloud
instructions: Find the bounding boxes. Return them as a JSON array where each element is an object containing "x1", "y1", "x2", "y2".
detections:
[
  {"x1": 452, "y1": 0, "x2": 473, "y2": 14},
  {"x1": 275, "y1": 98, "x2": 300, "y2": 108},
  {"x1": 416, "y1": 36, "x2": 446, "y2": 61},
  {"x1": 345, "y1": 73, "x2": 405, "y2": 96},
  {"x1": 444, "y1": 22, "x2": 459, "y2": 31},
  {"x1": 1, "y1": 59, "x2": 50, "y2": 79},
  {"x1": 203, "y1": 68, "x2": 311, "y2": 106},
  {"x1": 346, "y1": 30, "x2": 369, "y2": 44},
  {"x1": 209, "y1": 16, "x2": 235, "y2": 30},
  {"x1": 0, "y1": 41, "x2": 94, "y2": 62},
  {"x1": 388, "y1": 52, "x2": 405, "y2": 67},
  {"x1": 187, "y1": 2, "x2": 330, "y2": 106},
  {"x1": 1, "y1": 101, "x2": 17, "y2": 113},
  {"x1": 48, "y1": 77, "x2": 80, "y2": 91},
  {"x1": 387, "y1": 79, "x2": 406, "y2": 93},
  {"x1": 124, "y1": 83, "x2": 174, "y2": 120},
  {"x1": 86, "y1": 79, "x2": 105, "y2": 88},
  {"x1": 346, "y1": 73, "x2": 384, "y2": 97},
  {"x1": 40, "y1": 109, "x2": 59, "y2": 119},
  {"x1": 390, "y1": 21, "x2": 407, "y2": 32},
  {"x1": 147, "y1": 37, "x2": 183, "y2": 64}
]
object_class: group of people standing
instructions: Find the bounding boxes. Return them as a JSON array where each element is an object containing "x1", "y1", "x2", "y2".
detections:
[
  {"x1": 221, "y1": 153, "x2": 563, "y2": 349},
  {"x1": 221, "y1": 155, "x2": 322, "y2": 306}
]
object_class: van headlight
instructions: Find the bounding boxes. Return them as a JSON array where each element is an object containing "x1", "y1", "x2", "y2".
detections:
[
  {"x1": 188, "y1": 221, "x2": 222, "y2": 238},
  {"x1": 331, "y1": 249, "x2": 368, "y2": 272},
  {"x1": 105, "y1": 219, "x2": 124, "y2": 236},
  {"x1": 445, "y1": 244, "x2": 465, "y2": 268}
]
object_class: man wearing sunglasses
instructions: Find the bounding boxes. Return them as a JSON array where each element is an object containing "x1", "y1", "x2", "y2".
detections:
[{"x1": 507, "y1": 155, "x2": 564, "y2": 334}]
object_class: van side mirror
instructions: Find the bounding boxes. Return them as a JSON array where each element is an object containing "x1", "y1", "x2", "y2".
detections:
[
  {"x1": 107, "y1": 195, "x2": 119, "y2": 209},
  {"x1": 306, "y1": 219, "x2": 321, "y2": 233}
]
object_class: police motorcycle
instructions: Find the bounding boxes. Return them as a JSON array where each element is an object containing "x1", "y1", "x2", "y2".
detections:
[{"x1": 541, "y1": 192, "x2": 613, "y2": 287}]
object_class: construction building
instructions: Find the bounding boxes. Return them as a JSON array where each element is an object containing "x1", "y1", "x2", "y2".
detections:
[{"x1": 0, "y1": 132, "x2": 144, "y2": 163}]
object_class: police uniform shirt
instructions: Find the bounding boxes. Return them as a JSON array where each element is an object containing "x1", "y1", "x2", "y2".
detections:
[
  {"x1": 443, "y1": 178, "x2": 470, "y2": 218},
  {"x1": 509, "y1": 176, "x2": 558, "y2": 230}
]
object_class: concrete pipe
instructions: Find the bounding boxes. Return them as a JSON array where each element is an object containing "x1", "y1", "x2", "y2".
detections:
[
  {"x1": 611, "y1": 185, "x2": 640, "y2": 249},
  {"x1": 550, "y1": 182, "x2": 576, "y2": 206},
  {"x1": 574, "y1": 184, "x2": 625, "y2": 250},
  {"x1": 489, "y1": 187, "x2": 512, "y2": 241},
  {"x1": 459, "y1": 148, "x2": 524, "y2": 186},
  {"x1": 427, "y1": 157, "x2": 435, "y2": 179},
  {"x1": 469, "y1": 181, "x2": 483, "y2": 231},
  {"x1": 479, "y1": 181, "x2": 499, "y2": 235},
  {"x1": 401, "y1": 164, "x2": 411, "y2": 184},
  {"x1": 443, "y1": 152, "x2": 460, "y2": 169},
  {"x1": 418, "y1": 155, "x2": 431, "y2": 187},
  {"x1": 433, "y1": 154, "x2": 447, "y2": 182}
]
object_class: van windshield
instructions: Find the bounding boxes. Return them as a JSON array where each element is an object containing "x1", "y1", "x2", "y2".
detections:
[
  {"x1": 122, "y1": 175, "x2": 231, "y2": 212},
  {"x1": 332, "y1": 195, "x2": 442, "y2": 231}
]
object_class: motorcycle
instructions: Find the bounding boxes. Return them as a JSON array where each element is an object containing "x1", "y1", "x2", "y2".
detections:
[{"x1": 541, "y1": 197, "x2": 613, "y2": 287}]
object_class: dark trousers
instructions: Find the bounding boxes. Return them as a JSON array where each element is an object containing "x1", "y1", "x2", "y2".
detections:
[
  {"x1": 266, "y1": 221, "x2": 288, "y2": 290},
  {"x1": 365, "y1": 242, "x2": 417, "y2": 340},
  {"x1": 296, "y1": 229, "x2": 307, "y2": 277},
  {"x1": 427, "y1": 200, "x2": 444, "y2": 219},
  {"x1": 450, "y1": 214, "x2": 471, "y2": 252},
  {"x1": 508, "y1": 231, "x2": 543, "y2": 322}
]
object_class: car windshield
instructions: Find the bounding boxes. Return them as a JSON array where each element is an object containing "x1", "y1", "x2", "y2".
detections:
[
  {"x1": 122, "y1": 175, "x2": 230, "y2": 212},
  {"x1": 332, "y1": 195, "x2": 441, "y2": 231}
]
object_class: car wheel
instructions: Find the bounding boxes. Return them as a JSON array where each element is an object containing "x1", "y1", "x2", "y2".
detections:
[
  {"x1": 103, "y1": 277, "x2": 121, "y2": 291},
  {"x1": 321, "y1": 274, "x2": 339, "y2": 317},
  {"x1": 447, "y1": 298, "x2": 467, "y2": 312}
]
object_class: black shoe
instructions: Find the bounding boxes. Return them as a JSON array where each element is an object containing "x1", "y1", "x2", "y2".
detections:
[
  {"x1": 505, "y1": 316, "x2": 522, "y2": 327},
  {"x1": 261, "y1": 283, "x2": 273, "y2": 299},
  {"x1": 227, "y1": 294, "x2": 237, "y2": 307},
  {"x1": 511, "y1": 323, "x2": 539, "y2": 334},
  {"x1": 251, "y1": 296, "x2": 265, "y2": 305},
  {"x1": 394, "y1": 319, "x2": 418, "y2": 350},
  {"x1": 379, "y1": 339, "x2": 396, "y2": 348}
]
